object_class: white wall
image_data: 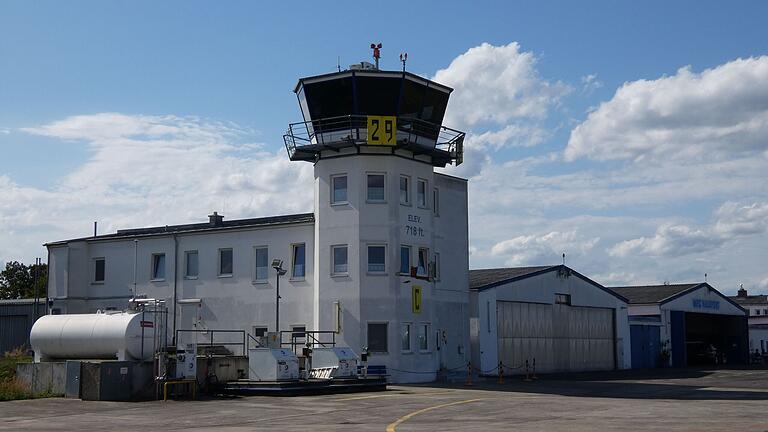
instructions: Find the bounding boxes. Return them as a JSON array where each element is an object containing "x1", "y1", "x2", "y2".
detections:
[{"x1": 472, "y1": 268, "x2": 631, "y2": 373}]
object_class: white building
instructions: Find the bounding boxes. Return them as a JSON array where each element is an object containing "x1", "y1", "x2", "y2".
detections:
[
  {"x1": 729, "y1": 288, "x2": 768, "y2": 355},
  {"x1": 44, "y1": 68, "x2": 470, "y2": 383},
  {"x1": 469, "y1": 265, "x2": 632, "y2": 374}
]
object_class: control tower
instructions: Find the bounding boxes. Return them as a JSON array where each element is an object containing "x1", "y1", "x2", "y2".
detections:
[{"x1": 283, "y1": 54, "x2": 469, "y2": 382}]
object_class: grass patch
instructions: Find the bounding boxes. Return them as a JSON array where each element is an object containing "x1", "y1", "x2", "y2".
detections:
[{"x1": 0, "y1": 348, "x2": 33, "y2": 401}]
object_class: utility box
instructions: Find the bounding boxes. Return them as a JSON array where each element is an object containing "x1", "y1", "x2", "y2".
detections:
[
  {"x1": 175, "y1": 343, "x2": 197, "y2": 380},
  {"x1": 81, "y1": 361, "x2": 132, "y2": 401},
  {"x1": 312, "y1": 347, "x2": 359, "y2": 378},
  {"x1": 263, "y1": 332, "x2": 281, "y2": 348},
  {"x1": 248, "y1": 348, "x2": 299, "y2": 381}
]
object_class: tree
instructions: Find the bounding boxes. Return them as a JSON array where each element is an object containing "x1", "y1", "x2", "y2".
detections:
[{"x1": 0, "y1": 261, "x2": 48, "y2": 300}]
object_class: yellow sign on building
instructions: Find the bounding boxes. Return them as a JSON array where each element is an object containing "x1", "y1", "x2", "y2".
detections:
[
  {"x1": 367, "y1": 115, "x2": 397, "y2": 146},
  {"x1": 412, "y1": 285, "x2": 422, "y2": 314}
]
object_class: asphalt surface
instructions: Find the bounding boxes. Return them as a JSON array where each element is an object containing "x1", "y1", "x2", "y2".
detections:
[{"x1": 2, "y1": 367, "x2": 768, "y2": 431}]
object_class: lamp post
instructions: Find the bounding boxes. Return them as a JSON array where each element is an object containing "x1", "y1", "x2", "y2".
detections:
[{"x1": 271, "y1": 259, "x2": 287, "y2": 334}]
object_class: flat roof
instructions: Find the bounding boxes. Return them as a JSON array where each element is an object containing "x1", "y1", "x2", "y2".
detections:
[
  {"x1": 294, "y1": 69, "x2": 453, "y2": 94},
  {"x1": 46, "y1": 212, "x2": 315, "y2": 246},
  {"x1": 730, "y1": 294, "x2": 768, "y2": 305}
]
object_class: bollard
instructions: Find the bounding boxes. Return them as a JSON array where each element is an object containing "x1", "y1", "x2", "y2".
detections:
[
  {"x1": 498, "y1": 361, "x2": 504, "y2": 384},
  {"x1": 523, "y1": 359, "x2": 532, "y2": 382},
  {"x1": 465, "y1": 361, "x2": 473, "y2": 386}
]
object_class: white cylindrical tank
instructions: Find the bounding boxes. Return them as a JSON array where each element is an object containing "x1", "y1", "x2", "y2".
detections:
[{"x1": 30, "y1": 311, "x2": 156, "y2": 362}]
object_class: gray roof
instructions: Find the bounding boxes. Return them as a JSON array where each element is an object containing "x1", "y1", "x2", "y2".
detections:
[
  {"x1": 730, "y1": 294, "x2": 768, "y2": 305},
  {"x1": 46, "y1": 213, "x2": 315, "y2": 246},
  {"x1": 469, "y1": 266, "x2": 557, "y2": 290},
  {"x1": 608, "y1": 283, "x2": 701, "y2": 304}
]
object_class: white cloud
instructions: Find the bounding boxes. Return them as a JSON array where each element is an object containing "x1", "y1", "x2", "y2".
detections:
[
  {"x1": 609, "y1": 223, "x2": 722, "y2": 258},
  {"x1": 490, "y1": 230, "x2": 599, "y2": 266},
  {"x1": 1, "y1": 113, "x2": 313, "y2": 264},
  {"x1": 566, "y1": 56, "x2": 768, "y2": 162},
  {"x1": 434, "y1": 42, "x2": 570, "y2": 130},
  {"x1": 713, "y1": 201, "x2": 768, "y2": 237},
  {"x1": 581, "y1": 74, "x2": 603, "y2": 94}
]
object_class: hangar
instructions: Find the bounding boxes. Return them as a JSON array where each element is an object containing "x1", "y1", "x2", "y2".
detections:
[
  {"x1": 609, "y1": 283, "x2": 748, "y2": 368},
  {"x1": 469, "y1": 265, "x2": 631, "y2": 375}
]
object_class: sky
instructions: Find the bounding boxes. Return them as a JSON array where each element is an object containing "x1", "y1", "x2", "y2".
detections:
[{"x1": 1, "y1": 1, "x2": 767, "y2": 294}]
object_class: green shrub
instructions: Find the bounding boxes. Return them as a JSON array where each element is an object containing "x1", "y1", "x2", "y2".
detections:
[
  {"x1": 0, "y1": 348, "x2": 33, "y2": 401},
  {"x1": 0, "y1": 378, "x2": 31, "y2": 401}
]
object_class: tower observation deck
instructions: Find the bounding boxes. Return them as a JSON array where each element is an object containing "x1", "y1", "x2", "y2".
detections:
[{"x1": 283, "y1": 68, "x2": 464, "y2": 167}]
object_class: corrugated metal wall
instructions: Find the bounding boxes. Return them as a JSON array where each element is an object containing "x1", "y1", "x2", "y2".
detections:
[
  {"x1": 497, "y1": 301, "x2": 615, "y2": 373},
  {"x1": 0, "y1": 300, "x2": 46, "y2": 354}
]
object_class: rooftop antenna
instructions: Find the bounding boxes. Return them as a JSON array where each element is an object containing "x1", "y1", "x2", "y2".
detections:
[
  {"x1": 704, "y1": 273, "x2": 707, "y2": 282},
  {"x1": 337, "y1": 56, "x2": 341, "y2": 72},
  {"x1": 399, "y1": 52, "x2": 408, "y2": 72},
  {"x1": 562, "y1": 253, "x2": 566, "y2": 265},
  {"x1": 370, "y1": 42, "x2": 382, "y2": 69}
]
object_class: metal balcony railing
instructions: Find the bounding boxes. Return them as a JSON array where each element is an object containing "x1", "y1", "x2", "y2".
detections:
[{"x1": 283, "y1": 115, "x2": 464, "y2": 166}]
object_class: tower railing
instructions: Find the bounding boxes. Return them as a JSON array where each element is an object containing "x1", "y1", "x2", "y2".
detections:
[{"x1": 283, "y1": 115, "x2": 464, "y2": 166}]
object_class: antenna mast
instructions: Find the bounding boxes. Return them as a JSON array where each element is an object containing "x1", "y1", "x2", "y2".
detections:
[
  {"x1": 399, "y1": 52, "x2": 408, "y2": 72},
  {"x1": 370, "y1": 43, "x2": 382, "y2": 69}
]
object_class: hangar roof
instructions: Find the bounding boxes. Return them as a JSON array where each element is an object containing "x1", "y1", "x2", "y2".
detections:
[
  {"x1": 608, "y1": 283, "x2": 700, "y2": 304},
  {"x1": 469, "y1": 265, "x2": 628, "y2": 302},
  {"x1": 730, "y1": 293, "x2": 768, "y2": 305},
  {"x1": 45, "y1": 212, "x2": 315, "y2": 246}
]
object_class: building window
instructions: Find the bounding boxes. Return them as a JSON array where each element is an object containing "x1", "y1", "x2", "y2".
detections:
[
  {"x1": 434, "y1": 252, "x2": 440, "y2": 280},
  {"x1": 291, "y1": 325, "x2": 306, "y2": 341},
  {"x1": 252, "y1": 326, "x2": 268, "y2": 338},
  {"x1": 219, "y1": 248, "x2": 233, "y2": 276},
  {"x1": 254, "y1": 247, "x2": 268, "y2": 281},
  {"x1": 332, "y1": 245, "x2": 348, "y2": 275},
  {"x1": 368, "y1": 322, "x2": 388, "y2": 353},
  {"x1": 418, "y1": 323, "x2": 429, "y2": 352},
  {"x1": 401, "y1": 323, "x2": 412, "y2": 352},
  {"x1": 433, "y1": 188, "x2": 439, "y2": 215},
  {"x1": 399, "y1": 175, "x2": 410, "y2": 205},
  {"x1": 417, "y1": 179, "x2": 427, "y2": 208},
  {"x1": 758, "y1": 309, "x2": 762, "y2": 316},
  {"x1": 368, "y1": 245, "x2": 386, "y2": 273},
  {"x1": 400, "y1": 245, "x2": 411, "y2": 274},
  {"x1": 417, "y1": 247, "x2": 429, "y2": 277},
  {"x1": 331, "y1": 174, "x2": 348, "y2": 204},
  {"x1": 185, "y1": 251, "x2": 198, "y2": 278},
  {"x1": 93, "y1": 258, "x2": 105, "y2": 283},
  {"x1": 367, "y1": 173, "x2": 385, "y2": 202},
  {"x1": 555, "y1": 293, "x2": 571, "y2": 305},
  {"x1": 292, "y1": 243, "x2": 306, "y2": 278},
  {"x1": 151, "y1": 253, "x2": 166, "y2": 280}
]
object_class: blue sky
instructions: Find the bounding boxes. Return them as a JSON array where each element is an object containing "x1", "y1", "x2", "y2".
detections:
[{"x1": 1, "y1": 1, "x2": 767, "y2": 293}]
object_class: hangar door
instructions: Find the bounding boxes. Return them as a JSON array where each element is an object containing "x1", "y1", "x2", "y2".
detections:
[{"x1": 497, "y1": 301, "x2": 615, "y2": 373}]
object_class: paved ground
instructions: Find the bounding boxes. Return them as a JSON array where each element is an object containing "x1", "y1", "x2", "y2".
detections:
[{"x1": 3, "y1": 367, "x2": 768, "y2": 431}]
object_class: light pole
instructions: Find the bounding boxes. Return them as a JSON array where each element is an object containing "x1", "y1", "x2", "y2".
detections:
[{"x1": 271, "y1": 259, "x2": 287, "y2": 334}]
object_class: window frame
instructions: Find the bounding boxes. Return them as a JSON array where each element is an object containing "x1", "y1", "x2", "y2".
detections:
[
  {"x1": 401, "y1": 322, "x2": 412, "y2": 353},
  {"x1": 291, "y1": 243, "x2": 306, "y2": 280},
  {"x1": 418, "y1": 322, "x2": 430, "y2": 352},
  {"x1": 366, "y1": 172, "x2": 387, "y2": 203},
  {"x1": 417, "y1": 247, "x2": 429, "y2": 277},
  {"x1": 367, "y1": 244, "x2": 387, "y2": 274},
  {"x1": 331, "y1": 173, "x2": 348, "y2": 205},
  {"x1": 253, "y1": 246, "x2": 269, "y2": 283},
  {"x1": 433, "y1": 252, "x2": 440, "y2": 280},
  {"x1": 184, "y1": 250, "x2": 199, "y2": 279},
  {"x1": 218, "y1": 248, "x2": 233, "y2": 277},
  {"x1": 555, "y1": 293, "x2": 572, "y2": 305},
  {"x1": 399, "y1": 245, "x2": 412, "y2": 275},
  {"x1": 399, "y1": 175, "x2": 411, "y2": 206},
  {"x1": 252, "y1": 326, "x2": 269, "y2": 338},
  {"x1": 433, "y1": 187, "x2": 440, "y2": 216},
  {"x1": 331, "y1": 244, "x2": 349, "y2": 276},
  {"x1": 417, "y1": 178, "x2": 428, "y2": 208},
  {"x1": 93, "y1": 257, "x2": 105, "y2": 284},
  {"x1": 367, "y1": 321, "x2": 389, "y2": 353},
  {"x1": 151, "y1": 253, "x2": 166, "y2": 281}
]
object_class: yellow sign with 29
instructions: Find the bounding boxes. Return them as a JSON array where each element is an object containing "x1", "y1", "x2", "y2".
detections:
[{"x1": 367, "y1": 115, "x2": 397, "y2": 146}]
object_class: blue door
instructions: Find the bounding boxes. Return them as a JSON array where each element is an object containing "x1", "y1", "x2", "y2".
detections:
[{"x1": 631, "y1": 325, "x2": 661, "y2": 368}]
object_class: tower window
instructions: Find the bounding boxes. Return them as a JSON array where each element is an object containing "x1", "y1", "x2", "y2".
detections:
[
  {"x1": 254, "y1": 247, "x2": 268, "y2": 281},
  {"x1": 367, "y1": 174, "x2": 386, "y2": 203},
  {"x1": 433, "y1": 188, "x2": 439, "y2": 216},
  {"x1": 331, "y1": 174, "x2": 348, "y2": 204},
  {"x1": 417, "y1": 248, "x2": 429, "y2": 277},
  {"x1": 400, "y1": 245, "x2": 411, "y2": 274},
  {"x1": 185, "y1": 251, "x2": 199, "y2": 278},
  {"x1": 219, "y1": 248, "x2": 233, "y2": 276},
  {"x1": 332, "y1": 245, "x2": 348, "y2": 275},
  {"x1": 93, "y1": 258, "x2": 105, "y2": 283},
  {"x1": 417, "y1": 179, "x2": 428, "y2": 208},
  {"x1": 399, "y1": 175, "x2": 410, "y2": 205},
  {"x1": 368, "y1": 245, "x2": 386, "y2": 273}
]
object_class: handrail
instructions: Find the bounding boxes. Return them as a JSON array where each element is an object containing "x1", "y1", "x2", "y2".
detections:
[
  {"x1": 283, "y1": 114, "x2": 464, "y2": 165},
  {"x1": 279, "y1": 330, "x2": 337, "y2": 354}
]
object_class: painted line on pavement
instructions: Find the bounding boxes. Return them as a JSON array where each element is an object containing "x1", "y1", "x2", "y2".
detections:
[{"x1": 385, "y1": 398, "x2": 485, "y2": 432}]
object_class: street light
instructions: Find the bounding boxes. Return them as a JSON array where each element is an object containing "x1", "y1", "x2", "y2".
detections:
[{"x1": 271, "y1": 259, "x2": 287, "y2": 334}]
